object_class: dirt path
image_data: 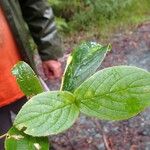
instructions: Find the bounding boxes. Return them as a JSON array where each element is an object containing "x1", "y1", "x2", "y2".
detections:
[{"x1": 48, "y1": 22, "x2": 150, "y2": 150}]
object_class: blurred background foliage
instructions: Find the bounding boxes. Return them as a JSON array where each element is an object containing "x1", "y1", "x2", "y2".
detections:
[{"x1": 48, "y1": 0, "x2": 150, "y2": 36}]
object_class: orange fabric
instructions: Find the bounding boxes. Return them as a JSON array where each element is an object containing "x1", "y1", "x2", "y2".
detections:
[{"x1": 0, "y1": 7, "x2": 24, "y2": 107}]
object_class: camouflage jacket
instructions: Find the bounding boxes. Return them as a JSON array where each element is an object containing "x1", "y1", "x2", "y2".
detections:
[{"x1": 0, "y1": 0, "x2": 63, "y2": 69}]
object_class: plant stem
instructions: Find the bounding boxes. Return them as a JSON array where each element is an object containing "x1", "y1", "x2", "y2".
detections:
[
  {"x1": 60, "y1": 55, "x2": 72, "y2": 91},
  {"x1": 0, "y1": 133, "x2": 7, "y2": 139}
]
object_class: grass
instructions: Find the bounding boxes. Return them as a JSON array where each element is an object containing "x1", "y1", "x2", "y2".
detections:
[{"x1": 49, "y1": 0, "x2": 150, "y2": 38}]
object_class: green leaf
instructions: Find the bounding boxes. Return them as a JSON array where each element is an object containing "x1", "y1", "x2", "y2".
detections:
[
  {"x1": 61, "y1": 42, "x2": 111, "y2": 92},
  {"x1": 12, "y1": 61, "x2": 44, "y2": 96},
  {"x1": 5, "y1": 127, "x2": 49, "y2": 150},
  {"x1": 14, "y1": 91, "x2": 79, "y2": 136},
  {"x1": 74, "y1": 66, "x2": 150, "y2": 120}
]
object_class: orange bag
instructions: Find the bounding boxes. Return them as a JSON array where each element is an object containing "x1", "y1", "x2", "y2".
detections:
[{"x1": 0, "y1": 7, "x2": 24, "y2": 107}]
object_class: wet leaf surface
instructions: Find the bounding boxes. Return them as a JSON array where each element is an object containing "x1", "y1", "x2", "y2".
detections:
[
  {"x1": 12, "y1": 61, "x2": 44, "y2": 96},
  {"x1": 75, "y1": 66, "x2": 150, "y2": 120},
  {"x1": 62, "y1": 42, "x2": 110, "y2": 92},
  {"x1": 5, "y1": 127, "x2": 49, "y2": 150},
  {"x1": 14, "y1": 91, "x2": 79, "y2": 136}
]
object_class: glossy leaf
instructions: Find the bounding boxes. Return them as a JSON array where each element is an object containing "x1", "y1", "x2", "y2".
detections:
[
  {"x1": 74, "y1": 66, "x2": 150, "y2": 120},
  {"x1": 62, "y1": 42, "x2": 111, "y2": 92},
  {"x1": 12, "y1": 61, "x2": 44, "y2": 96},
  {"x1": 14, "y1": 91, "x2": 79, "y2": 136},
  {"x1": 5, "y1": 127, "x2": 49, "y2": 150}
]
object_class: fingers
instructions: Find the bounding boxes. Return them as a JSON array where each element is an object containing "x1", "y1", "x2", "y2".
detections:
[
  {"x1": 51, "y1": 62, "x2": 62, "y2": 78},
  {"x1": 42, "y1": 60, "x2": 62, "y2": 80},
  {"x1": 42, "y1": 63, "x2": 53, "y2": 79}
]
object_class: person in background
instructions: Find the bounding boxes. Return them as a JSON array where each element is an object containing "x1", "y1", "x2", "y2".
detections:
[{"x1": 0, "y1": 0, "x2": 63, "y2": 149}]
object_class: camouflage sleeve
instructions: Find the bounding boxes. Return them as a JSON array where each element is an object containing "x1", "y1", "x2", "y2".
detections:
[{"x1": 19, "y1": 0, "x2": 63, "y2": 60}]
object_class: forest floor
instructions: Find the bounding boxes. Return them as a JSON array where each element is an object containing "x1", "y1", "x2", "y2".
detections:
[{"x1": 44, "y1": 21, "x2": 150, "y2": 150}]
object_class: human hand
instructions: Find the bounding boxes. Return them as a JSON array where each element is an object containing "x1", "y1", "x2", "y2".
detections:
[{"x1": 42, "y1": 60, "x2": 62, "y2": 80}]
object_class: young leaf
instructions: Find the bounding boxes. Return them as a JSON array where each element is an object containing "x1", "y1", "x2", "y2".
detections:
[
  {"x1": 62, "y1": 42, "x2": 111, "y2": 92},
  {"x1": 14, "y1": 91, "x2": 79, "y2": 136},
  {"x1": 12, "y1": 61, "x2": 44, "y2": 96},
  {"x1": 74, "y1": 66, "x2": 150, "y2": 120},
  {"x1": 5, "y1": 127, "x2": 49, "y2": 150}
]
